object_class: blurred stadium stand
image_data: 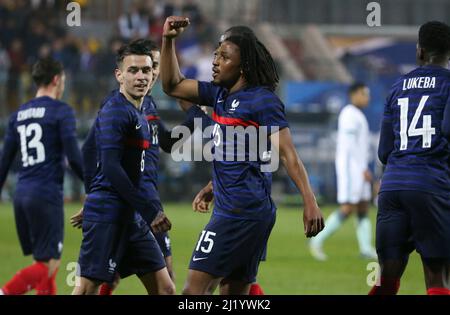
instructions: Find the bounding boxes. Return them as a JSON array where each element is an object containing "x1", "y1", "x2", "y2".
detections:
[{"x1": 0, "y1": 0, "x2": 447, "y2": 203}]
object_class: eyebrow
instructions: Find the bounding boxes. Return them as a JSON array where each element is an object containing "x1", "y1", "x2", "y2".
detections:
[{"x1": 127, "y1": 66, "x2": 152, "y2": 71}]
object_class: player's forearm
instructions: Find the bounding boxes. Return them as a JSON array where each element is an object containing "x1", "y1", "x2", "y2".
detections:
[
  {"x1": 102, "y1": 149, "x2": 158, "y2": 224},
  {"x1": 282, "y1": 151, "x2": 316, "y2": 205},
  {"x1": 0, "y1": 139, "x2": 17, "y2": 192},
  {"x1": 63, "y1": 137, "x2": 84, "y2": 182},
  {"x1": 161, "y1": 37, "x2": 185, "y2": 96}
]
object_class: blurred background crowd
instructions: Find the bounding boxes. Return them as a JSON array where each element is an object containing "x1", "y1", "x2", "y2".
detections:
[{"x1": 0, "y1": 0, "x2": 448, "y2": 203}]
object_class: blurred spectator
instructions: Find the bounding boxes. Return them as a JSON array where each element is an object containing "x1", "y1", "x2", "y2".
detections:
[
  {"x1": 181, "y1": 0, "x2": 202, "y2": 24},
  {"x1": 24, "y1": 19, "x2": 48, "y2": 65},
  {"x1": 118, "y1": 1, "x2": 149, "y2": 41},
  {"x1": 0, "y1": 42, "x2": 10, "y2": 118},
  {"x1": 194, "y1": 41, "x2": 214, "y2": 82},
  {"x1": 7, "y1": 38, "x2": 26, "y2": 111},
  {"x1": 74, "y1": 39, "x2": 98, "y2": 116},
  {"x1": 96, "y1": 37, "x2": 123, "y2": 100}
]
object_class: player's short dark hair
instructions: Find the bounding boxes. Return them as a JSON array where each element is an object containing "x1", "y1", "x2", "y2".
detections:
[
  {"x1": 116, "y1": 39, "x2": 153, "y2": 68},
  {"x1": 348, "y1": 82, "x2": 367, "y2": 96},
  {"x1": 142, "y1": 39, "x2": 159, "y2": 52},
  {"x1": 225, "y1": 29, "x2": 279, "y2": 91},
  {"x1": 418, "y1": 21, "x2": 450, "y2": 56},
  {"x1": 31, "y1": 57, "x2": 64, "y2": 87}
]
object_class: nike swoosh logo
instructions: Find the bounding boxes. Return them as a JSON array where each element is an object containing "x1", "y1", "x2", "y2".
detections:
[
  {"x1": 136, "y1": 125, "x2": 142, "y2": 130},
  {"x1": 217, "y1": 99, "x2": 224, "y2": 103},
  {"x1": 192, "y1": 256, "x2": 208, "y2": 262}
]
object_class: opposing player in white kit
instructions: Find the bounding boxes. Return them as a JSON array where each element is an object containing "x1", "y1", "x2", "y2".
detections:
[{"x1": 310, "y1": 83, "x2": 377, "y2": 261}]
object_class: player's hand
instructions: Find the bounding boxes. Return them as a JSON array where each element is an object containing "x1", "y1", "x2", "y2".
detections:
[
  {"x1": 70, "y1": 207, "x2": 84, "y2": 229},
  {"x1": 303, "y1": 201, "x2": 324, "y2": 238},
  {"x1": 151, "y1": 211, "x2": 172, "y2": 234},
  {"x1": 163, "y1": 16, "x2": 190, "y2": 39},
  {"x1": 192, "y1": 182, "x2": 214, "y2": 213},
  {"x1": 364, "y1": 170, "x2": 373, "y2": 182}
]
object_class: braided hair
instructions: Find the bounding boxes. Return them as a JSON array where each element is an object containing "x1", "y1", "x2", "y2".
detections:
[{"x1": 224, "y1": 28, "x2": 279, "y2": 91}]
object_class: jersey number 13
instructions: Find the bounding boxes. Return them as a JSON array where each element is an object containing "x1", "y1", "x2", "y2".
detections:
[{"x1": 17, "y1": 123, "x2": 46, "y2": 167}]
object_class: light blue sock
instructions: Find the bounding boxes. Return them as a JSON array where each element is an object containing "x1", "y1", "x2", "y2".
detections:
[
  {"x1": 356, "y1": 216, "x2": 373, "y2": 254},
  {"x1": 310, "y1": 210, "x2": 345, "y2": 247}
]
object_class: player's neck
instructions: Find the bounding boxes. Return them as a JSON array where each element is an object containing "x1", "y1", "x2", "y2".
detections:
[
  {"x1": 228, "y1": 79, "x2": 247, "y2": 94},
  {"x1": 422, "y1": 55, "x2": 449, "y2": 68},
  {"x1": 35, "y1": 87, "x2": 58, "y2": 100},
  {"x1": 120, "y1": 88, "x2": 144, "y2": 110}
]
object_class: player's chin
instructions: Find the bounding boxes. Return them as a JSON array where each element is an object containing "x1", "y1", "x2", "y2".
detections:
[
  {"x1": 212, "y1": 77, "x2": 222, "y2": 85},
  {"x1": 133, "y1": 88, "x2": 149, "y2": 98}
]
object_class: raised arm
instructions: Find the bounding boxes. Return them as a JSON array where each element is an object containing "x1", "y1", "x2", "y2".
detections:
[
  {"x1": 160, "y1": 16, "x2": 201, "y2": 104},
  {"x1": 271, "y1": 128, "x2": 324, "y2": 238}
]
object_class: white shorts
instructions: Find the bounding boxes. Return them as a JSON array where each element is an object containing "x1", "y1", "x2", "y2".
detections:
[{"x1": 336, "y1": 166, "x2": 371, "y2": 204}]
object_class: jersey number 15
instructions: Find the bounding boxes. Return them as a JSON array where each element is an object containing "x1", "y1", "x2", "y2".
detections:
[{"x1": 398, "y1": 95, "x2": 436, "y2": 151}]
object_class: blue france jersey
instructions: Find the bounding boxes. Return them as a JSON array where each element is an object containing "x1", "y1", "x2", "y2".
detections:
[
  {"x1": 141, "y1": 95, "x2": 161, "y2": 200},
  {"x1": 380, "y1": 65, "x2": 450, "y2": 195},
  {"x1": 4, "y1": 96, "x2": 79, "y2": 195},
  {"x1": 85, "y1": 92, "x2": 150, "y2": 222},
  {"x1": 198, "y1": 82, "x2": 289, "y2": 220}
]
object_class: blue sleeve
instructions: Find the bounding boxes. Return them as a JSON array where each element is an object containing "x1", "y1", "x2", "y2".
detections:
[
  {"x1": 441, "y1": 89, "x2": 450, "y2": 141},
  {"x1": 253, "y1": 95, "x2": 289, "y2": 135},
  {"x1": 97, "y1": 106, "x2": 130, "y2": 150},
  {"x1": 198, "y1": 81, "x2": 221, "y2": 107},
  {"x1": 0, "y1": 115, "x2": 18, "y2": 193},
  {"x1": 101, "y1": 148, "x2": 159, "y2": 225},
  {"x1": 81, "y1": 123, "x2": 97, "y2": 193},
  {"x1": 378, "y1": 97, "x2": 395, "y2": 164},
  {"x1": 98, "y1": 106, "x2": 158, "y2": 225},
  {"x1": 158, "y1": 106, "x2": 213, "y2": 153},
  {"x1": 59, "y1": 105, "x2": 84, "y2": 181}
]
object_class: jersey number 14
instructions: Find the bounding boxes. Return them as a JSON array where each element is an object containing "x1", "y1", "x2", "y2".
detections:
[
  {"x1": 17, "y1": 123, "x2": 46, "y2": 168},
  {"x1": 398, "y1": 95, "x2": 436, "y2": 151}
]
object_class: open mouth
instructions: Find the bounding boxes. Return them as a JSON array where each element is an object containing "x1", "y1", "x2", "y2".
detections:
[
  {"x1": 212, "y1": 68, "x2": 219, "y2": 79},
  {"x1": 135, "y1": 84, "x2": 148, "y2": 90}
]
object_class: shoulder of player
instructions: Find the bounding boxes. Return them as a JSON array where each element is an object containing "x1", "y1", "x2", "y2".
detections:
[
  {"x1": 143, "y1": 95, "x2": 159, "y2": 115},
  {"x1": 339, "y1": 104, "x2": 356, "y2": 116},
  {"x1": 244, "y1": 87, "x2": 282, "y2": 110}
]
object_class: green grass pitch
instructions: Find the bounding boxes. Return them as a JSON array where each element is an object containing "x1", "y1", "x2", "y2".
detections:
[{"x1": 0, "y1": 202, "x2": 424, "y2": 295}]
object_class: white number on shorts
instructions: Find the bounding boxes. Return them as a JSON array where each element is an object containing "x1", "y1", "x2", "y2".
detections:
[
  {"x1": 397, "y1": 96, "x2": 436, "y2": 151},
  {"x1": 17, "y1": 123, "x2": 46, "y2": 168},
  {"x1": 195, "y1": 230, "x2": 216, "y2": 254}
]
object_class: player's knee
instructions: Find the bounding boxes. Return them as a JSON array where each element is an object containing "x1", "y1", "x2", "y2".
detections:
[
  {"x1": 48, "y1": 259, "x2": 61, "y2": 275},
  {"x1": 159, "y1": 282, "x2": 176, "y2": 295},
  {"x1": 182, "y1": 283, "x2": 200, "y2": 295}
]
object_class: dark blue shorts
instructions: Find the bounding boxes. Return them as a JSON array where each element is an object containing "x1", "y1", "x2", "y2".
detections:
[
  {"x1": 189, "y1": 213, "x2": 276, "y2": 284},
  {"x1": 154, "y1": 232, "x2": 172, "y2": 258},
  {"x1": 13, "y1": 193, "x2": 64, "y2": 261},
  {"x1": 377, "y1": 191, "x2": 450, "y2": 260},
  {"x1": 78, "y1": 217, "x2": 166, "y2": 283}
]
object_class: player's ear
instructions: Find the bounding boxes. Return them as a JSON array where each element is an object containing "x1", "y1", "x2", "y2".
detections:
[
  {"x1": 51, "y1": 75, "x2": 60, "y2": 87},
  {"x1": 115, "y1": 68, "x2": 123, "y2": 84},
  {"x1": 416, "y1": 44, "x2": 425, "y2": 63}
]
